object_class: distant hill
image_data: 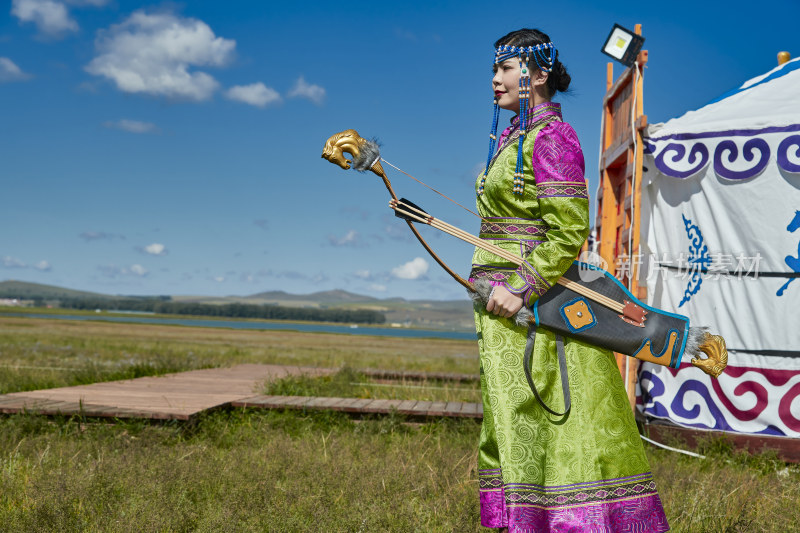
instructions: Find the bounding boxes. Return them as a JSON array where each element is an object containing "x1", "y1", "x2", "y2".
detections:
[
  {"x1": 0, "y1": 280, "x2": 475, "y2": 331},
  {"x1": 0, "y1": 280, "x2": 111, "y2": 301},
  {"x1": 247, "y1": 289, "x2": 378, "y2": 304}
]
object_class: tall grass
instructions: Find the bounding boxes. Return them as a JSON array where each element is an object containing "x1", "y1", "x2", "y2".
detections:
[
  {"x1": 1, "y1": 315, "x2": 799, "y2": 532},
  {"x1": 264, "y1": 367, "x2": 482, "y2": 403},
  {"x1": 0, "y1": 316, "x2": 479, "y2": 394},
  {"x1": 0, "y1": 410, "x2": 482, "y2": 532}
]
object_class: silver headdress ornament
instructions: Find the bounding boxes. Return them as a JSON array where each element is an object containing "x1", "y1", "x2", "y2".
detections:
[{"x1": 479, "y1": 42, "x2": 557, "y2": 196}]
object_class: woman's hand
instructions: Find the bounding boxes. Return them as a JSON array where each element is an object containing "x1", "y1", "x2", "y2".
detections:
[{"x1": 485, "y1": 285, "x2": 524, "y2": 318}]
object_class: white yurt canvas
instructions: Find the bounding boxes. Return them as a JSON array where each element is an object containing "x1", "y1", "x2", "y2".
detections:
[{"x1": 637, "y1": 58, "x2": 800, "y2": 437}]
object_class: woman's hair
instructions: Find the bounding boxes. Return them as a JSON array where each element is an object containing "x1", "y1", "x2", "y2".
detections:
[{"x1": 494, "y1": 28, "x2": 571, "y2": 96}]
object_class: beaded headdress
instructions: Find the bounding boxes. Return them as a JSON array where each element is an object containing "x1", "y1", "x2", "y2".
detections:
[{"x1": 479, "y1": 42, "x2": 556, "y2": 196}]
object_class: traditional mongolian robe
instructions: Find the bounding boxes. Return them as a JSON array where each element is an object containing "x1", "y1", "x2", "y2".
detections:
[{"x1": 471, "y1": 102, "x2": 669, "y2": 532}]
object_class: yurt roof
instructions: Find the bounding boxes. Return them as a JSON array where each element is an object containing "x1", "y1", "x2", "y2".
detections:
[{"x1": 647, "y1": 57, "x2": 800, "y2": 137}]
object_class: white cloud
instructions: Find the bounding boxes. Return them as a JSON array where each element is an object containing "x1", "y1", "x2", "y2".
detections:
[
  {"x1": 0, "y1": 57, "x2": 31, "y2": 82},
  {"x1": 142, "y1": 243, "x2": 167, "y2": 256},
  {"x1": 129, "y1": 264, "x2": 147, "y2": 276},
  {"x1": 103, "y1": 119, "x2": 158, "y2": 134},
  {"x1": 64, "y1": 0, "x2": 110, "y2": 6},
  {"x1": 80, "y1": 231, "x2": 125, "y2": 241},
  {"x1": 213, "y1": 276, "x2": 225, "y2": 282},
  {"x1": 2, "y1": 256, "x2": 27, "y2": 268},
  {"x1": 369, "y1": 284, "x2": 387, "y2": 292},
  {"x1": 225, "y1": 82, "x2": 281, "y2": 108},
  {"x1": 391, "y1": 257, "x2": 429, "y2": 280},
  {"x1": 328, "y1": 229, "x2": 363, "y2": 247},
  {"x1": 98, "y1": 264, "x2": 148, "y2": 278},
  {"x1": 287, "y1": 76, "x2": 325, "y2": 105},
  {"x1": 85, "y1": 11, "x2": 236, "y2": 101},
  {"x1": 394, "y1": 28, "x2": 417, "y2": 42},
  {"x1": 354, "y1": 269, "x2": 371, "y2": 280},
  {"x1": 12, "y1": 0, "x2": 78, "y2": 38},
  {"x1": 1, "y1": 256, "x2": 52, "y2": 271}
]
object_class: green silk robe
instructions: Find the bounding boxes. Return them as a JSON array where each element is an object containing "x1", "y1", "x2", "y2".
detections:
[{"x1": 471, "y1": 102, "x2": 669, "y2": 532}]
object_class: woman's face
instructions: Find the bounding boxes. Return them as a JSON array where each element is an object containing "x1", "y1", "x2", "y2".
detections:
[{"x1": 492, "y1": 59, "x2": 521, "y2": 112}]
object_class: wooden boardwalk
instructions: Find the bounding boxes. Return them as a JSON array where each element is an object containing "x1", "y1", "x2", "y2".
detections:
[
  {"x1": 359, "y1": 369, "x2": 477, "y2": 383},
  {"x1": 0, "y1": 364, "x2": 334, "y2": 420},
  {"x1": 232, "y1": 395, "x2": 482, "y2": 419},
  {"x1": 4, "y1": 363, "x2": 798, "y2": 463}
]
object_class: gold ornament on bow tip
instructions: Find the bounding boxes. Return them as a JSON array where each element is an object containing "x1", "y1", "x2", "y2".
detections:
[
  {"x1": 321, "y1": 129, "x2": 386, "y2": 178},
  {"x1": 321, "y1": 129, "x2": 363, "y2": 169},
  {"x1": 690, "y1": 332, "x2": 728, "y2": 378}
]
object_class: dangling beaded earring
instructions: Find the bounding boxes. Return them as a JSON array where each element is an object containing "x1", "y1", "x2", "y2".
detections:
[
  {"x1": 513, "y1": 51, "x2": 531, "y2": 195},
  {"x1": 479, "y1": 42, "x2": 556, "y2": 197},
  {"x1": 478, "y1": 98, "x2": 500, "y2": 195}
]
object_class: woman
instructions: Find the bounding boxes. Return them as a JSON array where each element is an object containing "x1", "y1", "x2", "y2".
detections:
[{"x1": 471, "y1": 28, "x2": 669, "y2": 532}]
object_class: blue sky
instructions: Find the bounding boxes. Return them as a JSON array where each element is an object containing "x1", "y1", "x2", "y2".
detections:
[{"x1": 2, "y1": 0, "x2": 797, "y2": 301}]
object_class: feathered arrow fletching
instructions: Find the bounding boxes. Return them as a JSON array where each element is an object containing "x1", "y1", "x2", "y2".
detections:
[{"x1": 393, "y1": 198, "x2": 428, "y2": 223}]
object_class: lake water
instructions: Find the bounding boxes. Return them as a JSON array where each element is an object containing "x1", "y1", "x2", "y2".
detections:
[{"x1": 3, "y1": 312, "x2": 477, "y2": 341}]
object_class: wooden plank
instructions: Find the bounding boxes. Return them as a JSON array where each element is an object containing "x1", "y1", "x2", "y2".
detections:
[
  {"x1": 352, "y1": 399, "x2": 377, "y2": 413},
  {"x1": 280, "y1": 396, "x2": 313, "y2": 408},
  {"x1": 427, "y1": 401, "x2": 447, "y2": 416},
  {"x1": 330, "y1": 398, "x2": 364, "y2": 412},
  {"x1": 444, "y1": 402, "x2": 462, "y2": 416},
  {"x1": 13, "y1": 399, "x2": 60, "y2": 410},
  {"x1": 409, "y1": 401, "x2": 432, "y2": 415},
  {"x1": 0, "y1": 365, "x2": 487, "y2": 422},
  {"x1": 352, "y1": 399, "x2": 378, "y2": 412},
  {"x1": 304, "y1": 397, "x2": 334, "y2": 409},
  {"x1": 0, "y1": 396, "x2": 31, "y2": 408},
  {"x1": 361, "y1": 399, "x2": 396, "y2": 414},
  {"x1": 395, "y1": 400, "x2": 418, "y2": 414},
  {"x1": 359, "y1": 369, "x2": 478, "y2": 383},
  {"x1": 244, "y1": 395, "x2": 282, "y2": 407},
  {"x1": 35, "y1": 400, "x2": 81, "y2": 413},
  {"x1": 603, "y1": 66, "x2": 633, "y2": 106},
  {"x1": 602, "y1": 140, "x2": 632, "y2": 170},
  {"x1": 323, "y1": 397, "x2": 353, "y2": 409},
  {"x1": 233, "y1": 395, "x2": 284, "y2": 408},
  {"x1": 460, "y1": 403, "x2": 481, "y2": 418}
]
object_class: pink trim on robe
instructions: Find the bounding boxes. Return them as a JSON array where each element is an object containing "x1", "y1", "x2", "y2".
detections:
[{"x1": 531, "y1": 121, "x2": 586, "y2": 185}]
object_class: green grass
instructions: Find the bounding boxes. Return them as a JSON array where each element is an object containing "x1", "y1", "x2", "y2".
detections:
[
  {"x1": 0, "y1": 316, "x2": 479, "y2": 395},
  {"x1": 649, "y1": 436, "x2": 800, "y2": 532},
  {"x1": 0, "y1": 410, "x2": 482, "y2": 532},
  {"x1": 0, "y1": 409, "x2": 798, "y2": 532},
  {"x1": 264, "y1": 367, "x2": 482, "y2": 403},
  {"x1": 1, "y1": 315, "x2": 800, "y2": 532}
]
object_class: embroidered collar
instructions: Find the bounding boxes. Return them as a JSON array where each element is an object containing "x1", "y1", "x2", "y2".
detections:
[{"x1": 510, "y1": 101, "x2": 562, "y2": 129}]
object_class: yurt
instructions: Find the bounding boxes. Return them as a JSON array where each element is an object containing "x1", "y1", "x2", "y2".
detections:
[{"x1": 638, "y1": 57, "x2": 800, "y2": 439}]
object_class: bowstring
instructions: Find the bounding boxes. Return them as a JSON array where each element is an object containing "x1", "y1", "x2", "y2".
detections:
[{"x1": 380, "y1": 158, "x2": 484, "y2": 221}]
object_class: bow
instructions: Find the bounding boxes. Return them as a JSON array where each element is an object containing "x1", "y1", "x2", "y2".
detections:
[
  {"x1": 321, "y1": 129, "x2": 474, "y2": 292},
  {"x1": 320, "y1": 130, "x2": 647, "y2": 323},
  {"x1": 320, "y1": 128, "x2": 728, "y2": 378}
]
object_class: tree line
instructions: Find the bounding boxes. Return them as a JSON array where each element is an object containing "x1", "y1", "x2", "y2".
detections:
[{"x1": 56, "y1": 298, "x2": 386, "y2": 324}]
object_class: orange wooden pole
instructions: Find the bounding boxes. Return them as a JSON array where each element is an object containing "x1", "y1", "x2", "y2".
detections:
[{"x1": 623, "y1": 23, "x2": 647, "y2": 411}]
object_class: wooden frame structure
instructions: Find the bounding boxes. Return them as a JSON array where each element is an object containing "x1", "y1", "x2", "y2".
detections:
[
  {"x1": 593, "y1": 34, "x2": 800, "y2": 459},
  {"x1": 595, "y1": 24, "x2": 648, "y2": 410}
]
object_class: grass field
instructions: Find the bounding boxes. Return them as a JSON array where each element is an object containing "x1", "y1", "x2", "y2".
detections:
[
  {"x1": 1, "y1": 315, "x2": 798, "y2": 532},
  {"x1": 0, "y1": 315, "x2": 478, "y2": 395}
]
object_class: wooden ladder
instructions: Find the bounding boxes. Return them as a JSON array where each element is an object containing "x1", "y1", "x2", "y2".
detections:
[{"x1": 595, "y1": 24, "x2": 648, "y2": 410}]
